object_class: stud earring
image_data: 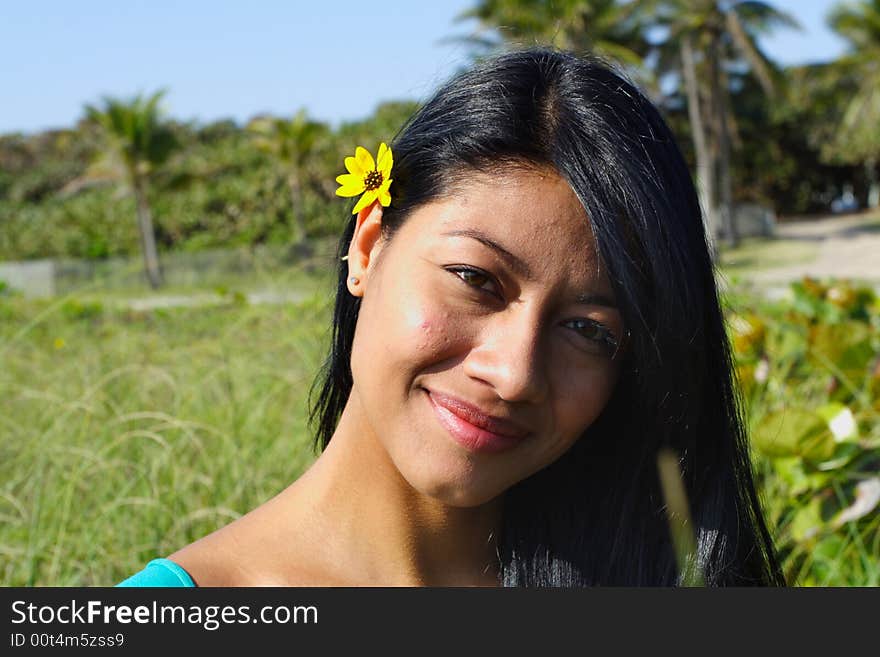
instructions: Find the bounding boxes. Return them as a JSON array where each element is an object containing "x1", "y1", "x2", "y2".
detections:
[{"x1": 349, "y1": 276, "x2": 359, "y2": 285}]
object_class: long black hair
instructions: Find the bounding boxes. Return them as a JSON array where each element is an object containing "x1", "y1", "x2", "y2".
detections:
[{"x1": 307, "y1": 47, "x2": 785, "y2": 586}]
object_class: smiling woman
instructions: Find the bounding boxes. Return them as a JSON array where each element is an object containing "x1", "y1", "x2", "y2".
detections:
[
  {"x1": 118, "y1": 47, "x2": 784, "y2": 587},
  {"x1": 341, "y1": 166, "x2": 623, "y2": 512}
]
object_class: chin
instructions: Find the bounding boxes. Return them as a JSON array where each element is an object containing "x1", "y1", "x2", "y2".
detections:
[
  {"x1": 403, "y1": 464, "x2": 510, "y2": 508},
  {"x1": 427, "y1": 487, "x2": 505, "y2": 509}
]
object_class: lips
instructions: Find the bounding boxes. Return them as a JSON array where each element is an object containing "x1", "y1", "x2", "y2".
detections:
[{"x1": 423, "y1": 388, "x2": 530, "y2": 439}]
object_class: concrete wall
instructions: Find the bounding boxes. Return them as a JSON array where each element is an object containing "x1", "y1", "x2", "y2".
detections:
[
  {"x1": 0, "y1": 259, "x2": 55, "y2": 297},
  {"x1": 0, "y1": 238, "x2": 338, "y2": 298}
]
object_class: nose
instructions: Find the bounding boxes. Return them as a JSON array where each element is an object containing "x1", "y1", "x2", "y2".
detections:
[{"x1": 462, "y1": 306, "x2": 549, "y2": 404}]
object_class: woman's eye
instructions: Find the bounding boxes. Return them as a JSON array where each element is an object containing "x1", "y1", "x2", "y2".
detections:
[
  {"x1": 448, "y1": 266, "x2": 500, "y2": 297},
  {"x1": 567, "y1": 318, "x2": 619, "y2": 352}
]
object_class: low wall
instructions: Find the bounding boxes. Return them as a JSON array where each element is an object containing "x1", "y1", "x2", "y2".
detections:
[
  {"x1": 0, "y1": 259, "x2": 56, "y2": 297},
  {"x1": 0, "y1": 238, "x2": 339, "y2": 298}
]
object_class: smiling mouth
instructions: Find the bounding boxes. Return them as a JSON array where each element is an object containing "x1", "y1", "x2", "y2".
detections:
[{"x1": 423, "y1": 389, "x2": 530, "y2": 454}]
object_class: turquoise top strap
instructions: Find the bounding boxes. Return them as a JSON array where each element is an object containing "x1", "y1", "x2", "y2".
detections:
[{"x1": 116, "y1": 558, "x2": 196, "y2": 587}]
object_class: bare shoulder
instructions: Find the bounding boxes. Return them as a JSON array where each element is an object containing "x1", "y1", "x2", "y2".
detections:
[
  {"x1": 166, "y1": 528, "x2": 242, "y2": 587},
  {"x1": 167, "y1": 503, "x2": 342, "y2": 587}
]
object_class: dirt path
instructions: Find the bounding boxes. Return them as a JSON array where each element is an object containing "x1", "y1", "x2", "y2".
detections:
[
  {"x1": 119, "y1": 289, "x2": 310, "y2": 311},
  {"x1": 746, "y1": 212, "x2": 880, "y2": 287}
]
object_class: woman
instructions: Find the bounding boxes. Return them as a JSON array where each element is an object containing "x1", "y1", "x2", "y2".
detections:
[{"x1": 118, "y1": 47, "x2": 784, "y2": 587}]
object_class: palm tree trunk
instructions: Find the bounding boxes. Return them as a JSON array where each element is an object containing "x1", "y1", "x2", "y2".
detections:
[
  {"x1": 133, "y1": 178, "x2": 163, "y2": 289},
  {"x1": 288, "y1": 172, "x2": 307, "y2": 244},
  {"x1": 709, "y1": 32, "x2": 738, "y2": 249},
  {"x1": 867, "y1": 157, "x2": 879, "y2": 208},
  {"x1": 681, "y1": 35, "x2": 718, "y2": 261}
]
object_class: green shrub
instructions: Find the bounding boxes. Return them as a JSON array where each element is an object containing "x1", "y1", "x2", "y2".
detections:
[{"x1": 728, "y1": 277, "x2": 880, "y2": 586}]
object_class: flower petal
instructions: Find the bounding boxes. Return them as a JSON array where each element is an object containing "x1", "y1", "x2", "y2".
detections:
[
  {"x1": 336, "y1": 183, "x2": 364, "y2": 197},
  {"x1": 377, "y1": 143, "x2": 393, "y2": 178},
  {"x1": 336, "y1": 173, "x2": 364, "y2": 188},
  {"x1": 352, "y1": 190, "x2": 377, "y2": 214},
  {"x1": 376, "y1": 178, "x2": 392, "y2": 207},
  {"x1": 345, "y1": 156, "x2": 363, "y2": 177},
  {"x1": 355, "y1": 146, "x2": 375, "y2": 174}
]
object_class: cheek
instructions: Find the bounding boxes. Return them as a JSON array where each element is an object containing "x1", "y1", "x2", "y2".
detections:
[
  {"x1": 354, "y1": 274, "x2": 464, "y2": 386},
  {"x1": 411, "y1": 303, "x2": 469, "y2": 356},
  {"x1": 553, "y1": 365, "x2": 619, "y2": 441},
  {"x1": 411, "y1": 316, "x2": 452, "y2": 364},
  {"x1": 416, "y1": 317, "x2": 442, "y2": 350}
]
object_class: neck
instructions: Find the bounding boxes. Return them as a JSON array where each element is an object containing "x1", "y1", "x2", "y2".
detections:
[{"x1": 282, "y1": 390, "x2": 504, "y2": 586}]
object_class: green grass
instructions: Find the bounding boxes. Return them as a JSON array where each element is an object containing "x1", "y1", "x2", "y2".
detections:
[
  {"x1": 0, "y1": 274, "x2": 334, "y2": 585},
  {"x1": 717, "y1": 237, "x2": 819, "y2": 277}
]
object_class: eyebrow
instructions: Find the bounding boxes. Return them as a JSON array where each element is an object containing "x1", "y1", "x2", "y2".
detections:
[{"x1": 440, "y1": 228, "x2": 619, "y2": 310}]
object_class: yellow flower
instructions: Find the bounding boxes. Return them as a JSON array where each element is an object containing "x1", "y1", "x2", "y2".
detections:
[
  {"x1": 335, "y1": 143, "x2": 393, "y2": 214},
  {"x1": 53, "y1": 337, "x2": 65, "y2": 350}
]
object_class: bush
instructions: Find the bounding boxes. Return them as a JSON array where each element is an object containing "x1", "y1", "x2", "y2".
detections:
[{"x1": 728, "y1": 277, "x2": 880, "y2": 585}]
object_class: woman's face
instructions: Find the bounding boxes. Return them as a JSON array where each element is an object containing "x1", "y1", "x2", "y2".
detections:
[{"x1": 346, "y1": 166, "x2": 624, "y2": 507}]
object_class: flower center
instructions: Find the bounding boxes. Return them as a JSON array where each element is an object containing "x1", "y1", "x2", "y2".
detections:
[{"x1": 363, "y1": 170, "x2": 383, "y2": 191}]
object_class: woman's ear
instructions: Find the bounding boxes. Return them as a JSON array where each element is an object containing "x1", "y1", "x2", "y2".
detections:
[{"x1": 345, "y1": 200, "x2": 385, "y2": 296}]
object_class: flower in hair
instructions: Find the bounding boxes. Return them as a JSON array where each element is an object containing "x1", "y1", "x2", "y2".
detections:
[{"x1": 335, "y1": 142, "x2": 393, "y2": 214}]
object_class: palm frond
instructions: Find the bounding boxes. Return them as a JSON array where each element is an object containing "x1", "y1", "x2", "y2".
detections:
[{"x1": 725, "y1": 9, "x2": 776, "y2": 96}]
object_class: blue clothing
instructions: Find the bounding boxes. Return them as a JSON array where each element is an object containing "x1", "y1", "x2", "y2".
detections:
[{"x1": 116, "y1": 558, "x2": 197, "y2": 587}]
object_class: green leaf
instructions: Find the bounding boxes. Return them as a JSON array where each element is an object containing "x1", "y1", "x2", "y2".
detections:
[
  {"x1": 809, "y1": 321, "x2": 872, "y2": 370},
  {"x1": 770, "y1": 457, "x2": 830, "y2": 495},
  {"x1": 789, "y1": 496, "x2": 824, "y2": 543},
  {"x1": 751, "y1": 409, "x2": 835, "y2": 462},
  {"x1": 814, "y1": 443, "x2": 860, "y2": 472},
  {"x1": 811, "y1": 534, "x2": 846, "y2": 584}
]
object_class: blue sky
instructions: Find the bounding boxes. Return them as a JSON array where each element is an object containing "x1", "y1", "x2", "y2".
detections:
[{"x1": 0, "y1": 0, "x2": 849, "y2": 135}]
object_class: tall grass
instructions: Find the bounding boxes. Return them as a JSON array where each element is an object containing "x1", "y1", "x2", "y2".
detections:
[{"x1": 0, "y1": 270, "x2": 334, "y2": 585}]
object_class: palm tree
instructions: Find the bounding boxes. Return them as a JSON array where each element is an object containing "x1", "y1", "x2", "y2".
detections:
[
  {"x1": 84, "y1": 91, "x2": 178, "y2": 288},
  {"x1": 248, "y1": 109, "x2": 329, "y2": 246},
  {"x1": 453, "y1": 0, "x2": 653, "y2": 79},
  {"x1": 827, "y1": 0, "x2": 880, "y2": 208},
  {"x1": 657, "y1": 0, "x2": 799, "y2": 251}
]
